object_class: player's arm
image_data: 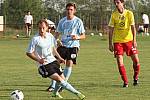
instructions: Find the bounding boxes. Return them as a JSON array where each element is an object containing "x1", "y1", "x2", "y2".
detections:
[
  {"x1": 72, "y1": 33, "x2": 86, "y2": 40},
  {"x1": 131, "y1": 25, "x2": 137, "y2": 48},
  {"x1": 109, "y1": 26, "x2": 114, "y2": 52},
  {"x1": 53, "y1": 47, "x2": 65, "y2": 63},
  {"x1": 26, "y1": 52, "x2": 44, "y2": 64}
]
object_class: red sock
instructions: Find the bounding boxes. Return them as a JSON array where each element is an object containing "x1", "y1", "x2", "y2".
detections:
[
  {"x1": 133, "y1": 64, "x2": 140, "y2": 80},
  {"x1": 118, "y1": 65, "x2": 128, "y2": 84}
]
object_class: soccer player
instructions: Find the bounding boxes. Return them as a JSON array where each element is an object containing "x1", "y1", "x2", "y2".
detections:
[
  {"x1": 26, "y1": 19, "x2": 85, "y2": 99},
  {"x1": 141, "y1": 12, "x2": 149, "y2": 36},
  {"x1": 24, "y1": 11, "x2": 33, "y2": 37},
  {"x1": 108, "y1": 0, "x2": 140, "y2": 87},
  {"x1": 44, "y1": 18, "x2": 56, "y2": 33},
  {"x1": 47, "y1": 2, "x2": 86, "y2": 91}
]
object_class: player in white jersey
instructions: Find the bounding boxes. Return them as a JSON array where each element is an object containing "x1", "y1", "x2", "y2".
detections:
[
  {"x1": 44, "y1": 18, "x2": 56, "y2": 33},
  {"x1": 24, "y1": 11, "x2": 33, "y2": 37},
  {"x1": 47, "y1": 2, "x2": 86, "y2": 92},
  {"x1": 141, "y1": 12, "x2": 149, "y2": 35},
  {"x1": 26, "y1": 19, "x2": 85, "y2": 99}
]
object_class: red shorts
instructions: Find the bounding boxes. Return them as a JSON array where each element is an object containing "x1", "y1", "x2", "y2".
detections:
[{"x1": 114, "y1": 41, "x2": 138, "y2": 57}]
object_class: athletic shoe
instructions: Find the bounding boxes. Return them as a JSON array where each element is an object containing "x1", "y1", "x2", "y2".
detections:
[
  {"x1": 123, "y1": 83, "x2": 128, "y2": 88},
  {"x1": 46, "y1": 87, "x2": 54, "y2": 92},
  {"x1": 51, "y1": 92, "x2": 63, "y2": 98},
  {"x1": 58, "y1": 87, "x2": 63, "y2": 92},
  {"x1": 133, "y1": 79, "x2": 138, "y2": 86},
  {"x1": 77, "y1": 93, "x2": 85, "y2": 100}
]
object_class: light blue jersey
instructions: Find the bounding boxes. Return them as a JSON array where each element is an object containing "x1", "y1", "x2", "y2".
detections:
[
  {"x1": 56, "y1": 16, "x2": 85, "y2": 48},
  {"x1": 27, "y1": 32, "x2": 56, "y2": 67}
]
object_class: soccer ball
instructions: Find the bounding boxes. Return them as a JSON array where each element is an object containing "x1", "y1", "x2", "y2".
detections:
[
  {"x1": 146, "y1": 33, "x2": 149, "y2": 36},
  {"x1": 10, "y1": 90, "x2": 24, "y2": 100},
  {"x1": 16, "y1": 34, "x2": 19, "y2": 38},
  {"x1": 90, "y1": 33, "x2": 94, "y2": 36},
  {"x1": 99, "y1": 33, "x2": 103, "y2": 36}
]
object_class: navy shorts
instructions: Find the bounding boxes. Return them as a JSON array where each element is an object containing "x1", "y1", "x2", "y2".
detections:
[
  {"x1": 144, "y1": 24, "x2": 149, "y2": 28},
  {"x1": 57, "y1": 46, "x2": 78, "y2": 64},
  {"x1": 38, "y1": 61, "x2": 63, "y2": 78}
]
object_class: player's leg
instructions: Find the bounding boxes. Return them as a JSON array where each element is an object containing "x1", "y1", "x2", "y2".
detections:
[
  {"x1": 64, "y1": 47, "x2": 78, "y2": 81},
  {"x1": 47, "y1": 46, "x2": 67, "y2": 92},
  {"x1": 125, "y1": 41, "x2": 140, "y2": 86},
  {"x1": 50, "y1": 73, "x2": 85, "y2": 99},
  {"x1": 25, "y1": 24, "x2": 28, "y2": 37},
  {"x1": 116, "y1": 55, "x2": 128, "y2": 87},
  {"x1": 28, "y1": 24, "x2": 32, "y2": 37},
  {"x1": 131, "y1": 54, "x2": 140, "y2": 86},
  {"x1": 114, "y1": 43, "x2": 128, "y2": 87},
  {"x1": 64, "y1": 60, "x2": 73, "y2": 81}
]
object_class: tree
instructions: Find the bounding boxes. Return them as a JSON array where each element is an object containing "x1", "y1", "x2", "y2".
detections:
[{"x1": 3, "y1": 0, "x2": 48, "y2": 28}]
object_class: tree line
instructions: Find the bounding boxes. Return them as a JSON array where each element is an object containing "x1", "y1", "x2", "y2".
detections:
[{"x1": 2, "y1": 0, "x2": 150, "y2": 31}]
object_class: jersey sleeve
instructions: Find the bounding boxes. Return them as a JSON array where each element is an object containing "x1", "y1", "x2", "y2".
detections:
[
  {"x1": 78, "y1": 20, "x2": 85, "y2": 34},
  {"x1": 56, "y1": 20, "x2": 63, "y2": 33},
  {"x1": 26, "y1": 38, "x2": 36, "y2": 53},
  {"x1": 108, "y1": 14, "x2": 115, "y2": 27}
]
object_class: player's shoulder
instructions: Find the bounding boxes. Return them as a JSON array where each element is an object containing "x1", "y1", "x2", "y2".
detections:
[
  {"x1": 32, "y1": 33, "x2": 40, "y2": 40},
  {"x1": 74, "y1": 16, "x2": 83, "y2": 23},
  {"x1": 59, "y1": 17, "x2": 67, "y2": 23},
  {"x1": 125, "y1": 9, "x2": 133, "y2": 14}
]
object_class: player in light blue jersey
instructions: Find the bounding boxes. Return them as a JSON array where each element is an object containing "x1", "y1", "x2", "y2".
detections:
[
  {"x1": 47, "y1": 3, "x2": 86, "y2": 92},
  {"x1": 26, "y1": 19, "x2": 85, "y2": 99}
]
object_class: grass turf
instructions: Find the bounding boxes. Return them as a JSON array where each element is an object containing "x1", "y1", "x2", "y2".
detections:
[{"x1": 0, "y1": 35, "x2": 150, "y2": 100}]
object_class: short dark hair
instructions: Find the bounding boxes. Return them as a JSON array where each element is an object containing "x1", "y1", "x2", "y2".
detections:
[
  {"x1": 141, "y1": 12, "x2": 144, "y2": 15},
  {"x1": 37, "y1": 19, "x2": 49, "y2": 27},
  {"x1": 114, "y1": 0, "x2": 124, "y2": 3},
  {"x1": 66, "y1": 3, "x2": 76, "y2": 9}
]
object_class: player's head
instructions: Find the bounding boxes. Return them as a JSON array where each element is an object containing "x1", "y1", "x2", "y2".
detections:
[
  {"x1": 114, "y1": 0, "x2": 124, "y2": 13},
  {"x1": 66, "y1": 3, "x2": 76, "y2": 17},
  {"x1": 27, "y1": 11, "x2": 30, "y2": 15},
  {"x1": 37, "y1": 19, "x2": 48, "y2": 35},
  {"x1": 141, "y1": 12, "x2": 144, "y2": 15}
]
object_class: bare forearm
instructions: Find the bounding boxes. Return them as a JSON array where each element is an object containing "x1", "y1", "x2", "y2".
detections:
[
  {"x1": 109, "y1": 27, "x2": 114, "y2": 44},
  {"x1": 131, "y1": 25, "x2": 136, "y2": 41},
  {"x1": 26, "y1": 52, "x2": 39, "y2": 62}
]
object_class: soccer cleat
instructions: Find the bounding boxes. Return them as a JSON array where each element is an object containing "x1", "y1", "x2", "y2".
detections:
[
  {"x1": 123, "y1": 83, "x2": 128, "y2": 88},
  {"x1": 133, "y1": 79, "x2": 139, "y2": 86},
  {"x1": 58, "y1": 87, "x2": 64, "y2": 92},
  {"x1": 51, "y1": 92, "x2": 63, "y2": 98},
  {"x1": 46, "y1": 87, "x2": 54, "y2": 92},
  {"x1": 77, "y1": 93, "x2": 85, "y2": 100}
]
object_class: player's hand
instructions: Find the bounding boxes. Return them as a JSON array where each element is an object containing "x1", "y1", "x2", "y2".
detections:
[
  {"x1": 59, "y1": 57, "x2": 65, "y2": 64},
  {"x1": 133, "y1": 41, "x2": 137, "y2": 48},
  {"x1": 109, "y1": 44, "x2": 114, "y2": 52},
  {"x1": 38, "y1": 58, "x2": 47, "y2": 64},
  {"x1": 38, "y1": 58, "x2": 44, "y2": 64},
  {"x1": 71, "y1": 35, "x2": 80, "y2": 40}
]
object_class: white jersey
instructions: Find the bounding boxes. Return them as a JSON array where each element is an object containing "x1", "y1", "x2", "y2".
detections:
[
  {"x1": 24, "y1": 15, "x2": 33, "y2": 24},
  {"x1": 142, "y1": 14, "x2": 149, "y2": 24},
  {"x1": 46, "y1": 19, "x2": 55, "y2": 28},
  {"x1": 27, "y1": 32, "x2": 56, "y2": 67}
]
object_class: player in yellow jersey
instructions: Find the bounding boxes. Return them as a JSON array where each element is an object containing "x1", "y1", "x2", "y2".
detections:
[{"x1": 108, "y1": 0, "x2": 140, "y2": 87}]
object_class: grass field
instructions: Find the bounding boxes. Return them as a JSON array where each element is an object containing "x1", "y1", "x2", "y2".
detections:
[{"x1": 0, "y1": 35, "x2": 150, "y2": 100}]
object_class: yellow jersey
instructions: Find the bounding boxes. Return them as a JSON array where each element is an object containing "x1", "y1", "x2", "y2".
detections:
[{"x1": 109, "y1": 9, "x2": 135, "y2": 43}]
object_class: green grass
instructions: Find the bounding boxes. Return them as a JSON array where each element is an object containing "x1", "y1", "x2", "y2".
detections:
[{"x1": 0, "y1": 35, "x2": 150, "y2": 100}]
